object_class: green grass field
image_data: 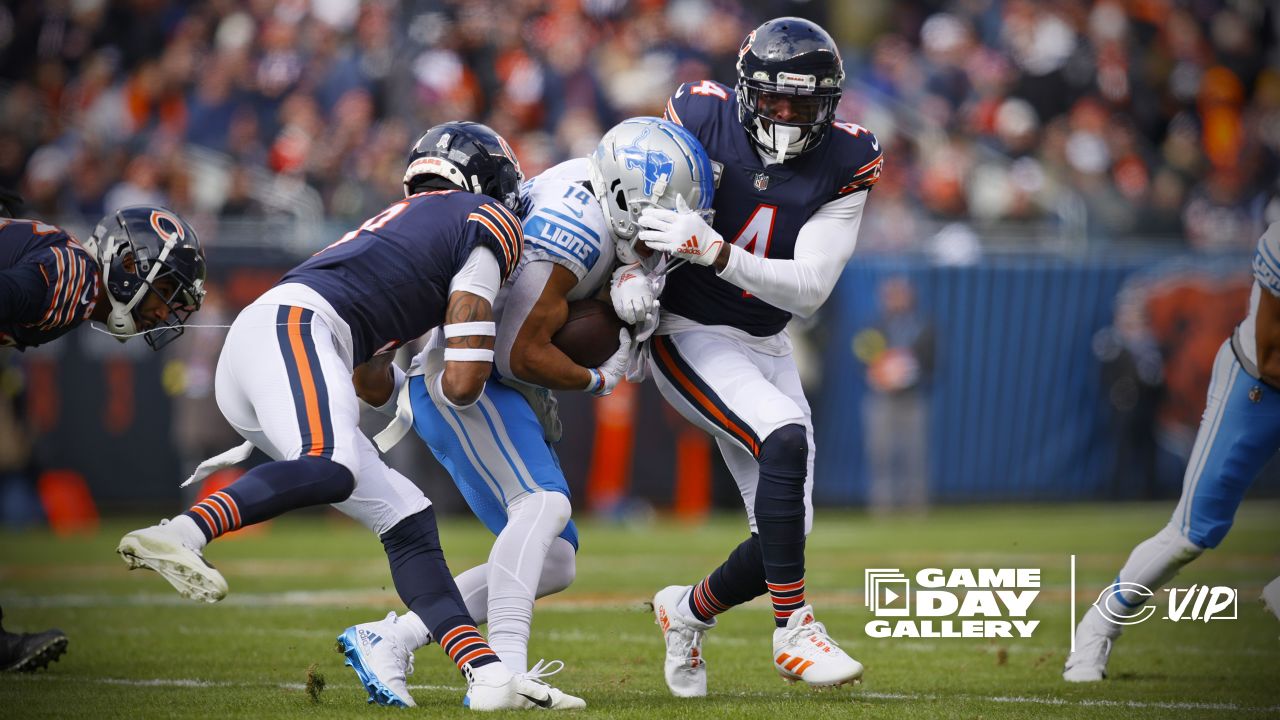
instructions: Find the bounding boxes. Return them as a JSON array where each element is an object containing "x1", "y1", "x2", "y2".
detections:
[{"x1": 1, "y1": 502, "x2": 1278, "y2": 719}]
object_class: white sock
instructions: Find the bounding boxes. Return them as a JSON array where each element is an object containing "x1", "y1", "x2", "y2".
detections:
[
  {"x1": 396, "y1": 611, "x2": 432, "y2": 649},
  {"x1": 397, "y1": 539, "x2": 577, "y2": 651},
  {"x1": 486, "y1": 491, "x2": 572, "y2": 674},
  {"x1": 1089, "y1": 523, "x2": 1204, "y2": 637},
  {"x1": 168, "y1": 514, "x2": 208, "y2": 551}
]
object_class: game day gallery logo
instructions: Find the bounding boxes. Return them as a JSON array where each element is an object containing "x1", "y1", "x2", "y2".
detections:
[{"x1": 863, "y1": 567, "x2": 1041, "y2": 638}]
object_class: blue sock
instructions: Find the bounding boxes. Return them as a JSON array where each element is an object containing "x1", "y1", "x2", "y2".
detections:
[
  {"x1": 380, "y1": 508, "x2": 500, "y2": 671},
  {"x1": 686, "y1": 534, "x2": 766, "y2": 623},
  {"x1": 754, "y1": 424, "x2": 808, "y2": 627},
  {"x1": 184, "y1": 456, "x2": 354, "y2": 541}
]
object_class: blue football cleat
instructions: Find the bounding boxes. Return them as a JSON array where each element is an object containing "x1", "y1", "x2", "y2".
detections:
[{"x1": 336, "y1": 613, "x2": 416, "y2": 707}]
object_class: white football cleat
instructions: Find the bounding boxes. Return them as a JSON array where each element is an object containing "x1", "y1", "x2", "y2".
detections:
[
  {"x1": 336, "y1": 612, "x2": 416, "y2": 707},
  {"x1": 465, "y1": 660, "x2": 576, "y2": 711},
  {"x1": 1262, "y1": 576, "x2": 1280, "y2": 623},
  {"x1": 117, "y1": 520, "x2": 228, "y2": 603},
  {"x1": 653, "y1": 585, "x2": 714, "y2": 698},
  {"x1": 520, "y1": 659, "x2": 586, "y2": 709},
  {"x1": 771, "y1": 605, "x2": 863, "y2": 687},
  {"x1": 1063, "y1": 615, "x2": 1114, "y2": 682}
]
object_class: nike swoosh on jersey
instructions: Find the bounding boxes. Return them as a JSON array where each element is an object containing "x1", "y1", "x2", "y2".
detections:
[
  {"x1": 675, "y1": 85, "x2": 686, "y2": 98},
  {"x1": 518, "y1": 691, "x2": 553, "y2": 709},
  {"x1": 871, "y1": 137, "x2": 880, "y2": 151}
]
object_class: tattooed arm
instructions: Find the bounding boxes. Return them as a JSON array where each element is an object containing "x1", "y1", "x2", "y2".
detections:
[{"x1": 440, "y1": 289, "x2": 496, "y2": 407}]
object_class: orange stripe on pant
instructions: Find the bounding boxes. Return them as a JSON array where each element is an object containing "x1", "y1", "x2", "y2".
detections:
[
  {"x1": 653, "y1": 336, "x2": 759, "y2": 456},
  {"x1": 286, "y1": 307, "x2": 327, "y2": 457}
]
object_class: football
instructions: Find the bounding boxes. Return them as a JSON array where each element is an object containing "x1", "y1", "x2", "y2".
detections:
[{"x1": 552, "y1": 298, "x2": 626, "y2": 367}]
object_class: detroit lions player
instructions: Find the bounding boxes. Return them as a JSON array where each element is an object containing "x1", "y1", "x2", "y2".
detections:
[
  {"x1": 1, "y1": 192, "x2": 206, "y2": 352},
  {"x1": 611, "y1": 18, "x2": 882, "y2": 695},
  {"x1": 116, "y1": 122, "x2": 571, "y2": 710},
  {"x1": 340, "y1": 117, "x2": 715, "y2": 708},
  {"x1": 1065, "y1": 223, "x2": 1280, "y2": 681}
]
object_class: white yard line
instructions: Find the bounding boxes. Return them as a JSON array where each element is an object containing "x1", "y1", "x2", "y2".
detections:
[
  {"x1": 7, "y1": 675, "x2": 1277, "y2": 712},
  {"x1": 7, "y1": 674, "x2": 457, "y2": 693},
  {"x1": 861, "y1": 691, "x2": 1280, "y2": 713}
]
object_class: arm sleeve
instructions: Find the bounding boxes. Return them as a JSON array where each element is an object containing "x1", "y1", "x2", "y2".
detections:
[
  {"x1": 447, "y1": 246, "x2": 501, "y2": 304},
  {"x1": 716, "y1": 190, "x2": 868, "y2": 318}
]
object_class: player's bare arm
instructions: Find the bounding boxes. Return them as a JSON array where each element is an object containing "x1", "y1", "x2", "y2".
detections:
[
  {"x1": 441, "y1": 289, "x2": 495, "y2": 406},
  {"x1": 1255, "y1": 285, "x2": 1280, "y2": 386},
  {"x1": 507, "y1": 262, "x2": 594, "y2": 391},
  {"x1": 352, "y1": 350, "x2": 396, "y2": 407}
]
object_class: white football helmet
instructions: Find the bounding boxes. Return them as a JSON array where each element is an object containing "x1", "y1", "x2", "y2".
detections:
[{"x1": 587, "y1": 117, "x2": 716, "y2": 262}]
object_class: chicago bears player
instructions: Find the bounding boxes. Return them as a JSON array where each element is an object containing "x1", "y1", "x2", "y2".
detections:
[
  {"x1": 1, "y1": 192, "x2": 206, "y2": 352},
  {"x1": 339, "y1": 117, "x2": 715, "y2": 708},
  {"x1": 0, "y1": 190, "x2": 204, "y2": 672},
  {"x1": 612, "y1": 18, "x2": 882, "y2": 695},
  {"x1": 1065, "y1": 223, "x2": 1280, "y2": 681},
  {"x1": 116, "y1": 122, "x2": 571, "y2": 710}
]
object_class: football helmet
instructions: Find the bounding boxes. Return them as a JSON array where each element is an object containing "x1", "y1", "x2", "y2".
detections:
[
  {"x1": 736, "y1": 17, "x2": 844, "y2": 162},
  {"x1": 403, "y1": 121, "x2": 523, "y2": 214},
  {"x1": 88, "y1": 206, "x2": 206, "y2": 350},
  {"x1": 587, "y1": 117, "x2": 715, "y2": 262}
]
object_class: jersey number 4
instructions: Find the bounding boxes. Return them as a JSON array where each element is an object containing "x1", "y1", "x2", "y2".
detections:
[{"x1": 729, "y1": 204, "x2": 776, "y2": 298}]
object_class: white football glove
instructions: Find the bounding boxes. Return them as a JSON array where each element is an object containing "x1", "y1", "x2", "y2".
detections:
[
  {"x1": 638, "y1": 194, "x2": 724, "y2": 267},
  {"x1": 610, "y1": 262, "x2": 657, "y2": 325},
  {"x1": 584, "y1": 328, "x2": 632, "y2": 397}
]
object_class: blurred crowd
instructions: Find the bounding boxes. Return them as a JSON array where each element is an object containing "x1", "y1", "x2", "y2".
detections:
[{"x1": 0, "y1": 0, "x2": 1276, "y2": 250}]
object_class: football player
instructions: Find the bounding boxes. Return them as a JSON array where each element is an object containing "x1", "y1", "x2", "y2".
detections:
[
  {"x1": 612, "y1": 18, "x2": 882, "y2": 695},
  {"x1": 116, "y1": 122, "x2": 571, "y2": 710},
  {"x1": 1065, "y1": 222, "x2": 1280, "y2": 681},
  {"x1": 1, "y1": 191, "x2": 206, "y2": 352},
  {"x1": 341, "y1": 116, "x2": 715, "y2": 707},
  {"x1": 0, "y1": 189, "x2": 205, "y2": 672}
]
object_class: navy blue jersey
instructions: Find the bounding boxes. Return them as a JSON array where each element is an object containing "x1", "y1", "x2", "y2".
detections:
[
  {"x1": 663, "y1": 80, "x2": 883, "y2": 336},
  {"x1": 281, "y1": 190, "x2": 522, "y2": 364},
  {"x1": 0, "y1": 218, "x2": 100, "y2": 349}
]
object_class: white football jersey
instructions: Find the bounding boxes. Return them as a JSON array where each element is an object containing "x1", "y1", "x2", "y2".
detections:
[
  {"x1": 1234, "y1": 222, "x2": 1280, "y2": 372},
  {"x1": 510, "y1": 157, "x2": 616, "y2": 303}
]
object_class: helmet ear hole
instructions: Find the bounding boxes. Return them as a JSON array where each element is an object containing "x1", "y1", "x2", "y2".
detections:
[{"x1": 613, "y1": 187, "x2": 627, "y2": 212}]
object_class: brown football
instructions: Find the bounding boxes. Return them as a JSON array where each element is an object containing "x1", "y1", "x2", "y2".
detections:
[{"x1": 552, "y1": 298, "x2": 626, "y2": 367}]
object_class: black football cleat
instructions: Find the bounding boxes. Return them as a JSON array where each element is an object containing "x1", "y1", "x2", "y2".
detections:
[{"x1": 1, "y1": 627, "x2": 69, "y2": 672}]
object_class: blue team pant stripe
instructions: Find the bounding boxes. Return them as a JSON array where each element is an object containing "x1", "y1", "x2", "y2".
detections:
[
  {"x1": 296, "y1": 308, "x2": 335, "y2": 459},
  {"x1": 652, "y1": 334, "x2": 761, "y2": 456},
  {"x1": 474, "y1": 396, "x2": 537, "y2": 495},
  {"x1": 276, "y1": 306, "x2": 313, "y2": 456}
]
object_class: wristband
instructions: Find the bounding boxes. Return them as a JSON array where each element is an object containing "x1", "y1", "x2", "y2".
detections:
[{"x1": 444, "y1": 347, "x2": 495, "y2": 362}]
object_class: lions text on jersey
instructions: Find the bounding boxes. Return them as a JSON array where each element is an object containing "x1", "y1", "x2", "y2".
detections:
[
  {"x1": 0, "y1": 219, "x2": 99, "y2": 349},
  {"x1": 663, "y1": 80, "x2": 882, "y2": 336}
]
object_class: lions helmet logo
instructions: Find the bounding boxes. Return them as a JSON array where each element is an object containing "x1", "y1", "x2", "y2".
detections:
[{"x1": 618, "y1": 127, "x2": 674, "y2": 198}]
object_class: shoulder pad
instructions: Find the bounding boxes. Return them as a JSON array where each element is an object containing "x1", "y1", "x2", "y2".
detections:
[
  {"x1": 666, "y1": 80, "x2": 732, "y2": 128},
  {"x1": 1253, "y1": 222, "x2": 1280, "y2": 296},
  {"x1": 30, "y1": 242, "x2": 98, "y2": 330},
  {"x1": 830, "y1": 121, "x2": 884, "y2": 196},
  {"x1": 521, "y1": 203, "x2": 606, "y2": 280}
]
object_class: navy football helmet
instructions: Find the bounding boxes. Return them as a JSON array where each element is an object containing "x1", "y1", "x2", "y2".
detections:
[
  {"x1": 88, "y1": 206, "x2": 207, "y2": 350},
  {"x1": 736, "y1": 17, "x2": 845, "y2": 162},
  {"x1": 403, "y1": 121, "x2": 524, "y2": 213}
]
